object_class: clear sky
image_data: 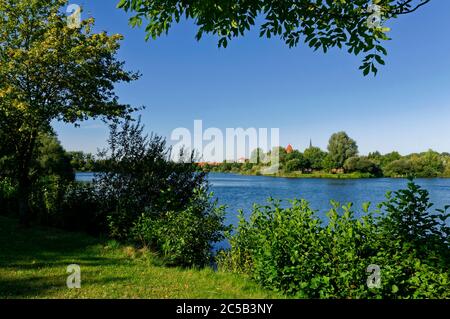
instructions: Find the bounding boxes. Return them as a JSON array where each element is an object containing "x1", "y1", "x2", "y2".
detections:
[{"x1": 54, "y1": 0, "x2": 450, "y2": 157}]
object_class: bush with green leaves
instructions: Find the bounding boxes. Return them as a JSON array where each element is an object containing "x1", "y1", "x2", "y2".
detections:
[
  {"x1": 285, "y1": 159, "x2": 304, "y2": 173},
  {"x1": 0, "y1": 177, "x2": 18, "y2": 216},
  {"x1": 0, "y1": 133, "x2": 75, "y2": 223},
  {"x1": 58, "y1": 182, "x2": 105, "y2": 234},
  {"x1": 372, "y1": 180, "x2": 450, "y2": 298},
  {"x1": 218, "y1": 180, "x2": 450, "y2": 299},
  {"x1": 96, "y1": 118, "x2": 228, "y2": 267},
  {"x1": 95, "y1": 118, "x2": 208, "y2": 241},
  {"x1": 344, "y1": 156, "x2": 382, "y2": 176},
  {"x1": 218, "y1": 199, "x2": 379, "y2": 298},
  {"x1": 132, "y1": 189, "x2": 228, "y2": 267},
  {"x1": 383, "y1": 159, "x2": 414, "y2": 177}
]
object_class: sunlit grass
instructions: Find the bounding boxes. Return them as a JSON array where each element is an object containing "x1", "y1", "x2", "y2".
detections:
[{"x1": 0, "y1": 216, "x2": 282, "y2": 299}]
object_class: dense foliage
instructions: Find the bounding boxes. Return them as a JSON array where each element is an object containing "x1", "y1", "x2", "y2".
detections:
[
  {"x1": 218, "y1": 180, "x2": 450, "y2": 299},
  {"x1": 327, "y1": 132, "x2": 359, "y2": 169},
  {"x1": 94, "y1": 118, "x2": 227, "y2": 266},
  {"x1": 0, "y1": 118, "x2": 228, "y2": 267},
  {"x1": 0, "y1": 133, "x2": 75, "y2": 224},
  {"x1": 0, "y1": 0, "x2": 139, "y2": 225},
  {"x1": 209, "y1": 131, "x2": 450, "y2": 178},
  {"x1": 67, "y1": 151, "x2": 99, "y2": 172}
]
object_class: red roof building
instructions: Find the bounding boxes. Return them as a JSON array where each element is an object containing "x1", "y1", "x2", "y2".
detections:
[{"x1": 286, "y1": 144, "x2": 294, "y2": 154}]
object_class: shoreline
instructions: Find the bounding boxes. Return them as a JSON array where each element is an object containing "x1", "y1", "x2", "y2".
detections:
[{"x1": 209, "y1": 170, "x2": 450, "y2": 180}]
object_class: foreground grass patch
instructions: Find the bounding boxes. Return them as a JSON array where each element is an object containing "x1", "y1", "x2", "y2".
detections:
[{"x1": 0, "y1": 216, "x2": 281, "y2": 299}]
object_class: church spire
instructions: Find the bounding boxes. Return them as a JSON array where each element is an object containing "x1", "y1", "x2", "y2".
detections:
[{"x1": 309, "y1": 139, "x2": 313, "y2": 148}]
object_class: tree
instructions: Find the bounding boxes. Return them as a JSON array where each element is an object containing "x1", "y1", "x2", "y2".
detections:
[
  {"x1": 380, "y1": 151, "x2": 402, "y2": 167},
  {"x1": 68, "y1": 151, "x2": 97, "y2": 172},
  {"x1": 0, "y1": 0, "x2": 139, "y2": 224},
  {"x1": 304, "y1": 146, "x2": 327, "y2": 170},
  {"x1": 37, "y1": 133, "x2": 74, "y2": 182},
  {"x1": 285, "y1": 158, "x2": 307, "y2": 173},
  {"x1": 250, "y1": 148, "x2": 266, "y2": 164},
  {"x1": 383, "y1": 159, "x2": 414, "y2": 177},
  {"x1": 95, "y1": 117, "x2": 210, "y2": 241},
  {"x1": 117, "y1": 0, "x2": 430, "y2": 75},
  {"x1": 286, "y1": 149, "x2": 301, "y2": 162},
  {"x1": 327, "y1": 132, "x2": 358, "y2": 169},
  {"x1": 271, "y1": 146, "x2": 288, "y2": 164},
  {"x1": 343, "y1": 156, "x2": 381, "y2": 175},
  {"x1": 409, "y1": 150, "x2": 445, "y2": 178}
]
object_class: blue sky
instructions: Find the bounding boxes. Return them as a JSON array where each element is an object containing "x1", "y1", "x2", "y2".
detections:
[{"x1": 54, "y1": 0, "x2": 450, "y2": 156}]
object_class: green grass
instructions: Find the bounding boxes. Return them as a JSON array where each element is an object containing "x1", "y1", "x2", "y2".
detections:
[{"x1": 0, "y1": 216, "x2": 282, "y2": 299}]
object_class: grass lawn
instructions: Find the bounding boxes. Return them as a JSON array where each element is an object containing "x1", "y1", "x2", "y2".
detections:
[{"x1": 0, "y1": 216, "x2": 282, "y2": 299}]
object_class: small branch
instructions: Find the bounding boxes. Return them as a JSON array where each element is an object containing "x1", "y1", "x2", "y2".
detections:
[{"x1": 394, "y1": 0, "x2": 431, "y2": 16}]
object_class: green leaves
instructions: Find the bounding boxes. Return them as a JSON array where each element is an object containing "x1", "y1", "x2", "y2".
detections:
[
  {"x1": 0, "y1": 0, "x2": 140, "y2": 223},
  {"x1": 219, "y1": 180, "x2": 450, "y2": 299},
  {"x1": 117, "y1": 0, "x2": 429, "y2": 75},
  {"x1": 392, "y1": 285, "x2": 399, "y2": 294}
]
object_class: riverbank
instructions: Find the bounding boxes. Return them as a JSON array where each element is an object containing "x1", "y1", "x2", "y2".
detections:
[
  {"x1": 240, "y1": 171, "x2": 375, "y2": 179},
  {"x1": 0, "y1": 216, "x2": 281, "y2": 299},
  {"x1": 211, "y1": 169, "x2": 379, "y2": 179},
  {"x1": 210, "y1": 169, "x2": 450, "y2": 180}
]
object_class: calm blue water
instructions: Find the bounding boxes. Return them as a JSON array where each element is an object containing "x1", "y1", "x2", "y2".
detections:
[{"x1": 76, "y1": 172, "x2": 450, "y2": 225}]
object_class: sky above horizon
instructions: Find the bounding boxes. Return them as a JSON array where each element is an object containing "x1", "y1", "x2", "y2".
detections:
[{"x1": 54, "y1": 0, "x2": 450, "y2": 158}]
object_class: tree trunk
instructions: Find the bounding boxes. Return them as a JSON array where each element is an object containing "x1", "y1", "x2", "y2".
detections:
[
  {"x1": 17, "y1": 131, "x2": 37, "y2": 227},
  {"x1": 18, "y1": 174, "x2": 31, "y2": 227}
]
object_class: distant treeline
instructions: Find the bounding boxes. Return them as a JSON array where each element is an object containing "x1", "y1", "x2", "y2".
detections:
[
  {"x1": 67, "y1": 151, "x2": 104, "y2": 172},
  {"x1": 206, "y1": 132, "x2": 450, "y2": 178}
]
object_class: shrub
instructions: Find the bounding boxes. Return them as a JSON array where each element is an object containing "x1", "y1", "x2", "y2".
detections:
[
  {"x1": 304, "y1": 147, "x2": 327, "y2": 170},
  {"x1": 344, "y1": 156, "x2": 382, "y2": 176},
  {"x1": 381, "y1": 180, "x2": 449, "y2": 248},
  {"x1": 96, "y1": 118, "x2": 228, "y2": 267},
  {"x1": 132, "y1": 189, "x2": 228, "y2": 267},
  {"x1": 59, "y1": 182, "x2": 105, "y2": 234},
  {"x1": 383, "y1": 159, "x2": 414, "y2": 177},
  {"x1": 29, "y1": 175, "x2": 68, "y2": 226},
  {"x1": 219, "y1": 181, "x2": 450, "y2": 299},
  {"x1": 219, "y1": 199, "x2": 378, "y2": 298},
  {"x1": 95, "y1": 118, "x2": 208, "y2": 241},
  {"x1": 285, "y1": 159, "x2": 304, "y2": 173},
  {"x1": 0, "y1": 178, "x2": 18, "y2": 216},
  {"x1": 409, "y1": 151, "x2": 445, "y2": 178}
]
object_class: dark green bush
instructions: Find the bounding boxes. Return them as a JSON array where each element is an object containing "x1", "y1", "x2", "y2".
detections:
[
  {"x1": 285, "y1": 159, "x2": 304, "y2": 173},
  {"x1": 0, "y1": 177, "x2": 18, "y2": 216},
  {"x1": 58, "y1": 182, "x2": 105, "y2": 234},
  {"x1": 132, "y1": 189, "x2": 228, "y2": 267},
  {"x1": 383, "y1": 159, "x2": 414, "y2": 177},
  {"x1": 29, "y1": 175, "x2": 68, "y2": 226},
  {"x1": 344, "y1": 156, "x2": 382, "y2": 176},
  {"x1": 218, "y1": 199, "x2": 379, "y2": 298},
  {"x1": 95, "y1": 118, "x2": 208, "y2": 242},
  {"x1": 218, "y1": 181, "x2": 450, "y2": 299},
  {"x1": 95, "y1": 118, "x2": 228, "y2": 267}
]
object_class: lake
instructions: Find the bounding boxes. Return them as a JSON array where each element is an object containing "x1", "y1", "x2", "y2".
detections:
[{"x1": 76, "y1": 172, "x2": 450, "y2": 226}]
